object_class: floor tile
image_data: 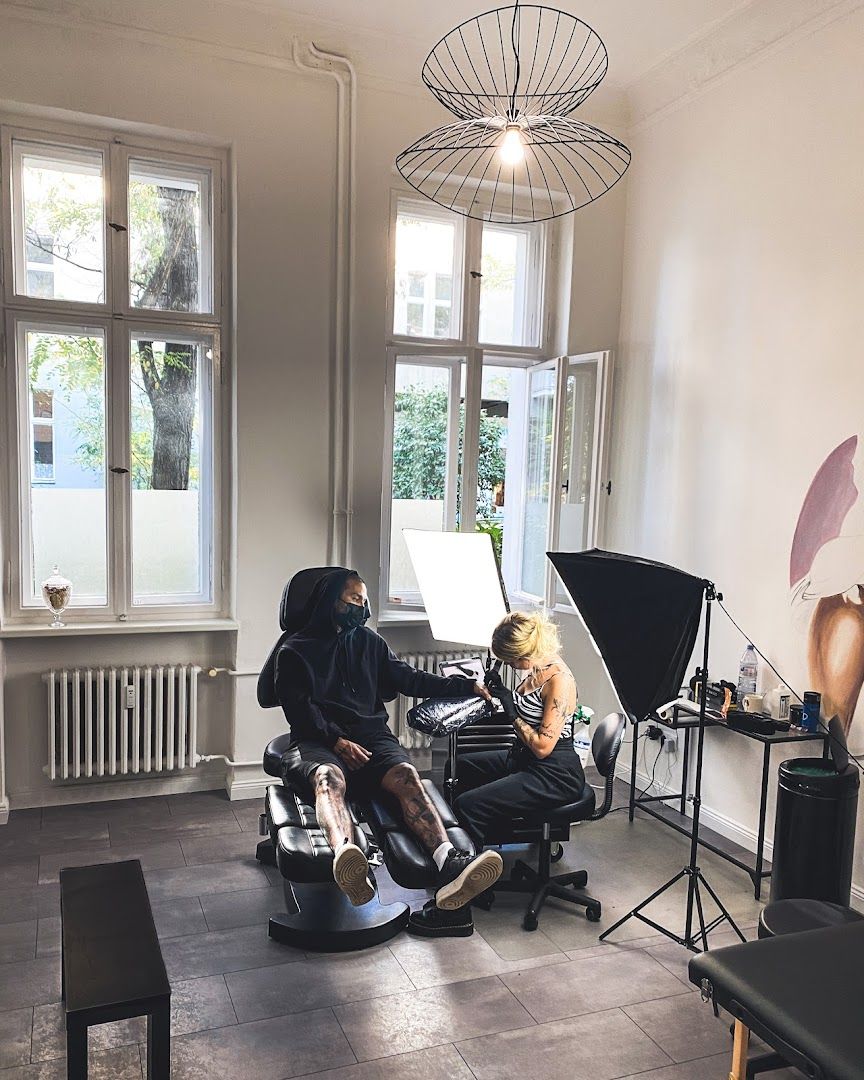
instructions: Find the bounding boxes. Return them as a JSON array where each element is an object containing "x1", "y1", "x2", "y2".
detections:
[
  {"x1": 456, "y1": 1007, "x2": 673, "y2": 1079},
  {"x1": 0, "y1": 1008, "x2": 32, "y2": 1069},
  {"x1": 167, "y1": 791, "x2": 234, "y2": 816},
  {"x1": 232, "y1": 804, "x2": 264, "y2": 832},
  {"x1": 142, "y1": 860, "x2": 269, "y2": 902},
  {"x1": 0, "y1": 825, "x2": 110, "y2": 860},
  {"x1": 0, "y1": 1044, "x2": 144, "y2": 1079},
  {"x1": 37, "y1": 840, "x2": 185, "y2": 884},
  {"x1": 471, "y1": 901, "x2": 567, "y2": 961},
  {"x1": 0, "y1": 884, "x2": 60, "y2": 926},
  {"x1": 200, "y1": 884, "x2": 286, "y2": 932},
  {"x1": 295, "y1": 1044, "x2": 475, "y2": 1080},
  {"x1": 389, "y1": 927, "x2": 568, "y2": 989},
  {"x1": 333, "y1": 975, "x2": 535, "y2": 1061},
  {"x1": 0, "y1": 956, "x2": 61, "y2": 1011},
  {"x1": 108, "y1": 816, "x2": 240, "y2": 847},
  {"x1": 179, "y1": 832, "x2": 261, "y2": 866},
  {"x1": 0, "y1": 857, "x2": 39, "y2": 890},
  {"x1": 160, "y1": 924, "x2": 303, "y2": 980},
  {"x1": 225, "y1": 947, "x2": 412, "y2": 1022},
  {"x1": 0, "y1": 920, "x2": 37, "y2": 964},
  {"x1": 644, "y1": 926, "x2": 757, "y2": 987},
  {"x1": 40, "y1": 796, "x2": 171, "y2": 826},
  {"x1": 168, "y1": 1008, "x2": 354, "y2": 1079},
  {"x1": 500, "y1": 948, "x2": 687, "y2": 1022},
  {"x1": 35, "y1": 918, "x2": 60, "y2": 958},
  {"x1": 624, "y1": 991, "x2": 737, "y2": 1063},
  {"x1": 31, "y1": 1002, "x2": 146, "y2": 1063},
  {"x1": 151, "y1": 897, "x2": 209, "y2": 940},
  {"x1": 170, "y1": 974, "x2": 239, "y2": 1036}
]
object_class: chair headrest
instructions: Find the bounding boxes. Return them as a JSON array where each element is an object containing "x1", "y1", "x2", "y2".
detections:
[
  {"x1": 591, "y1": 712, "x2": 626, "y2": 777},
  {"x1": 257, "y1": 565, "x2": 351, "y2": 709}
]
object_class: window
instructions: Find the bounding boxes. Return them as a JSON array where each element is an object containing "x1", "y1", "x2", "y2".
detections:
[
  {"x1": 479, "y1": 223, "x2": 543, "y2": 347},
  {"x1": 393, "y1": 199, "x2": 462, "y2": 340},
  {"x1": 1, "y1": 122, "x2": 227, "y2": 624}
]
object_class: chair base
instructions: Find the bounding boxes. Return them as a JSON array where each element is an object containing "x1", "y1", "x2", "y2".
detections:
[
  {"x1": 268, "y1": 881, "x2": 409, "y2": 952},
  {"x1": 490, "y1": 857, "x2": 602, "y2": 931}
]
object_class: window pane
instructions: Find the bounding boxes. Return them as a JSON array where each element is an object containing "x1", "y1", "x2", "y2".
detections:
[
  {"x1": 520, "y1": 366, "x2": 556, "y2": 598},
  {"x1": 475, "y1": 366, "x2": 518, "y2": 566},
  {"x1": 394, "y1": 202, "x2": 459, "y2": 338},
  {"x1": 130, "y1": 334, "x2": 212, "y2": 603},
  {"x1": 24, "y1": 327, "x2": 107, "y2": 604},
  {"x1": 389, "y1": 362, "x2": 453, "y2": 602},
  {"x1": 17, "y1": 144, "x2": 105, "y2": 304},
  {"x1": 129, "y1": 161, "x2": 211, "y2": 313},
  {"x1": 479, "y1": 224, "x2": 538, "y2": 347},
  {"x1": 556, "y1": 361, "x2": 598, "y2": 603}
]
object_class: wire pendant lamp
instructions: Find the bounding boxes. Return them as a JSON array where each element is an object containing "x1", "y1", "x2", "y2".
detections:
[{"x1": 396, "y1": 3, "x2": 631, "y2": 224}]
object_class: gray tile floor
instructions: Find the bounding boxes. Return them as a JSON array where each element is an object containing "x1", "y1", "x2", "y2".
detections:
[{"x1": 0, "y1": 784, "x2": 803, "y2": 1079}]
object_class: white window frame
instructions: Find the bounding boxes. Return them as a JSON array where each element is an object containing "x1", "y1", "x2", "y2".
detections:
[{"x1": 0, "y1": 116, "x2": 230, "y2": 627}]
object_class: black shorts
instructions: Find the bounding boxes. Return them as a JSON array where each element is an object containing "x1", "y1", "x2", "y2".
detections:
[{"x1": 282, "y1": 730, "x2": 411, "y2": 802}]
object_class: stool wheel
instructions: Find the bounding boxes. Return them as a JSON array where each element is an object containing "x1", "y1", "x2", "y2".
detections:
[
  {"x1": 550, "y1": 843, "x2": 564, "y2": 863},
  {"x1": 585, "y1": 902, "x2": 602, "y2": 923},
  {"x1": 523, "y1": 912, "x2": 539, "y2": 932}
]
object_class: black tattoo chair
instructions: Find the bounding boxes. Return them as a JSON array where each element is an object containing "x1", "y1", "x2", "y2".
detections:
[
  {"x1": 456, "y1": 711, "x2": 626, "y2": 931},
  {"x1": 256, "y1": 567, "x2": 473, "y2": 951}
]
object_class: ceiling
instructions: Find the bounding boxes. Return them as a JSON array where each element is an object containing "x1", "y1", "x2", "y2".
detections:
[{"x1": 262, "y1": 0, "x2": 756, "y2": 91}]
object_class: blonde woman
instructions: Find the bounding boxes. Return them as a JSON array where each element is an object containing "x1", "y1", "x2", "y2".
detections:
[{"x1": 456, "y1": 610, "x2": 585, "y2": 850}]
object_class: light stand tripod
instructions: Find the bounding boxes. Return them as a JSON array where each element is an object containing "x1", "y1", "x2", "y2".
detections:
[{"x1": 599, "y1": 583, "x2": 746, "y2": 952}]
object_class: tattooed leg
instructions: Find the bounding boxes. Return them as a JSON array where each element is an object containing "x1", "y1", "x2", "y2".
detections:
[
  {"x1": 311, "y1": 764, "x2": 354, "y2": 852},
  {"x1": 380, "y1": 762, "x2": 449, "y2": 853}
]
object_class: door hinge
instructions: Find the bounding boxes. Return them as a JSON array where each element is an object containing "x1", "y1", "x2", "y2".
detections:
[{"x1": 605, "y1": 480, "x2": 612, "y2": 495}]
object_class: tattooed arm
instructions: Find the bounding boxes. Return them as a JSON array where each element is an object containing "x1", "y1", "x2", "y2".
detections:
[{"x1": 513, "y1": 672, "x2": 576, "y2": 759}]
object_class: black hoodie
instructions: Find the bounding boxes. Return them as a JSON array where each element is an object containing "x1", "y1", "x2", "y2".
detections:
[{"x1": 274, "y1": 568, "x2": 477, "y2": 747}]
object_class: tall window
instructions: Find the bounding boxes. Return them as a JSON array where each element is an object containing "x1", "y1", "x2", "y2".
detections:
[
  {"x1": 0, "y1": 122, "x2": 227, "y2": 624},
  {"x1": 384, "y1": 194, "x2": 611, "y2": 612}
]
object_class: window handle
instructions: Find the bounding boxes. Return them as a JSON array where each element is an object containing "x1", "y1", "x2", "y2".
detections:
[
  {"x1": 469, "y1": 270, "x2": 483, "y2": 279},
  {"x1": 108, "y1": 222, "x2": 127, "y2": 233},
  {"x1": 110, "y1": 466, "x2": 129, "y2": 475}
]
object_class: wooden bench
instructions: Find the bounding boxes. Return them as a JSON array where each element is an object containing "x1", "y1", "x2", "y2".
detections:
[{"x1": 60, "y1": 859, "x2": 171, "y2": 1079}]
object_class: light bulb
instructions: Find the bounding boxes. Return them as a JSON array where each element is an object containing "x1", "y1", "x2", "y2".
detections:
[{"x1": 499, "y1": 124, "x2": 525, "y2": 165}]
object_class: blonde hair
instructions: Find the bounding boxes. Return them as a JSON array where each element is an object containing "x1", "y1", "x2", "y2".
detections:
[{"x1": 491, "y1": 610, "x2": 561, "y2": 665}]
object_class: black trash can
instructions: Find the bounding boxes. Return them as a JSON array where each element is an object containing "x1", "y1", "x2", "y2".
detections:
[{"x1": 770, "y1": 758, "x2": 859, "y2": 905}]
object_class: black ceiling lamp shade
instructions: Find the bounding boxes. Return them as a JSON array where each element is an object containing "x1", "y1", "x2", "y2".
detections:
[
  {"x1": 396, "y1": 4, "x2": 631, "y2": 224},
  {"x1": 547, "y1": 549, "x2": 707, "y2": 723}
]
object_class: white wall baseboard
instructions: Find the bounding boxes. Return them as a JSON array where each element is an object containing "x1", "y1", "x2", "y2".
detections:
[
  {"x1": 226, "y1": 771, "x2": 270, "y2": 803},
  {"x1": 617, "y1": 761, "x2": 864, "y2": 905},
  {"x1": 0, "y1": 798, "x2": 9, "y2": 825}
]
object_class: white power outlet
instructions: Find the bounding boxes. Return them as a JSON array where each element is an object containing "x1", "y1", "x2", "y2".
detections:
[
  {"x1": 663, "y1": 730, "x2": 679, "y2": 754},
  {"x1": 124, "y1": 684, "x2": 136, "y2": 709}
]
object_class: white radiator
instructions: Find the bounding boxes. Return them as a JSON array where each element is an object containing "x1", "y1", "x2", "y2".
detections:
[
  {"x1": 45, "y1": 665, "x2": 201, "y2": 780},
  {"x1": 390, "y1": 651, "x2": 517, "y2": 748}
]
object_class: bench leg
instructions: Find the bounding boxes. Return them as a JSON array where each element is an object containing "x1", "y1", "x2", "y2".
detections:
[
  {"x1": 66, "y1": 1018, "x2": 88, "y2": 1080},
  {"x1": 730, "y1": 1020, "x2": 750, "y2": 1080},
  {"x1": 146, "y1": 1001, "x2": 171, "y2": 1080}
]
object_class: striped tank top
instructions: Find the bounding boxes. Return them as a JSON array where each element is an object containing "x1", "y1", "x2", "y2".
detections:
[{"x1": 513, "y1": 683, "x2": 575, "y2": 741}]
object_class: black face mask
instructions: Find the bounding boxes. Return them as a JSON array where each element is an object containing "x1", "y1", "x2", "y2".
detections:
[{"x1": 335, "y1": 600, "x2": 371, "y2": 632}]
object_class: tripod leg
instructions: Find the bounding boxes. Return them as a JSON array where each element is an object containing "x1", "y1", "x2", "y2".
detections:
[
  {"x1": 699, "y1": 872, "x2": 746, "y2": 942},
  {"x1": 692, "y1": 877, "x2": 709, "y2": 952},
  {"x1": 599, "y1": 867, "x2": 688, "y2": 942}
]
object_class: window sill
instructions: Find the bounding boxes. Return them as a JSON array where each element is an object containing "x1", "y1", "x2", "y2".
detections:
[
  {"x1": 376, "y1": 610, "x2": 430, "y2": 627},
  {"x1": 0, "y1": 618, "x2": 239, "y2": 639}
]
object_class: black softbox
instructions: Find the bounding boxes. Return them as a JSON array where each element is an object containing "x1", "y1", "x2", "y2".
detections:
[{"x1": 548, "y1": 549, "x2": 707, "y2": 723}]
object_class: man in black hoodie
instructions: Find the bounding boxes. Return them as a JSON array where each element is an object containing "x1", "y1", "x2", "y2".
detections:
[{"x1": 273, "y1": 568, "x2": 503, "y2": 930}]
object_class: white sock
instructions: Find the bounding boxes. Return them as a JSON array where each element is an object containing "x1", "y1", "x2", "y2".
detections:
[{"x1": 432, "y1": 842, "x2": 454, "y2": 871}]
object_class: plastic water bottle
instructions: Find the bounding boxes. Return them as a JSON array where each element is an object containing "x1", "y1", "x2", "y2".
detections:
[{"x1": 737, "y1": 644, "x2": 758, "y2": 705}]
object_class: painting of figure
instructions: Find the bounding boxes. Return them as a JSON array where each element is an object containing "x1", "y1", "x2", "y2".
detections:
[{"x1": 791, "y1": 435, "x2": 864, "y2": 737}]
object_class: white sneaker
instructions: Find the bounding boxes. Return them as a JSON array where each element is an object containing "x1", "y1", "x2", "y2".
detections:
[{"x1": 332, "y1": 841, "x2": 375, "y2": 906}]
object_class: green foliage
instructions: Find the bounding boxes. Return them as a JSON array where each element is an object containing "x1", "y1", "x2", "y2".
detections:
[
  {"x1": 475, "y1": 519, "x2": 503, "y2": 561},
  {"x1": 392, "y1": 383, "x2": 506, "y2": 525}
]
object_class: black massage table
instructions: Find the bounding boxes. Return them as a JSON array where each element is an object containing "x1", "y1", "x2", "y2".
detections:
[{"x1": 689, "y1": 921, "x2": 864, "y2": 1079}]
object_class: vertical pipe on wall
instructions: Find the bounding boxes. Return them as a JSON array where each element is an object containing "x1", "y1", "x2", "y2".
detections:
[{"x1": 292, "y1": 38, "x2": 357, "y2": 567}]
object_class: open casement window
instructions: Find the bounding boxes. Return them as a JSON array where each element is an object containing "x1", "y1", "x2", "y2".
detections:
[
  {"x1": 0, "y1": 122, "x2": 228, "y2": 626},
  {"x1": 504, "y1": 351, "x2": 613, "y2": 607}
]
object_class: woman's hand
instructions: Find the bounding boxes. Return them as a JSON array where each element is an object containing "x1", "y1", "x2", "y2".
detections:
[
  {"x1": 334, "y1": 737, "x2": 372, "y2": 771},
  {"x1": 474, "y1": 682, "x2": 492, "y2": 701},
  {"x1": 485, "y1": 669, "x2": 517, "y2": 721}
]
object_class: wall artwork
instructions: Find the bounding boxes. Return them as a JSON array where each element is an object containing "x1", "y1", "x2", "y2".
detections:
[{"x1": 791, "y1": 435, "x2": 864, "y2": 738}]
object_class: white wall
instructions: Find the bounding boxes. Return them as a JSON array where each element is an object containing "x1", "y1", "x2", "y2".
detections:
[{"x1": 608, "y1": 5, "x2": 864, "y2": 889}]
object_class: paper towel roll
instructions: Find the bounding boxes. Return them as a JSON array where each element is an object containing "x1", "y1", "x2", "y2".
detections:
[{"x1": 741, "y1": 693, "x2": 764, "y2": 713}]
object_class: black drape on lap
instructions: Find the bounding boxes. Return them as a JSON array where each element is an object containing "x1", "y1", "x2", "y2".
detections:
[{"x1": 547, "y1": 549, "x2": 708, "y2": 723}]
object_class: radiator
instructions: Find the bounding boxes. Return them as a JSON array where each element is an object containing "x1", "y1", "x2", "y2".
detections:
[
  {"x1": 45, "y1": 665, "x2": 201, "y2": 780},
  {"x1": 390, "y1": 651, "x2": 517, "y2": 748}
]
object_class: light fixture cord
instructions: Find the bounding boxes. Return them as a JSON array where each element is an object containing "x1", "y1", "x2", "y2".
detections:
[{"x1": 509, "y1": 1, "x2": 521, "y2": 121}]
